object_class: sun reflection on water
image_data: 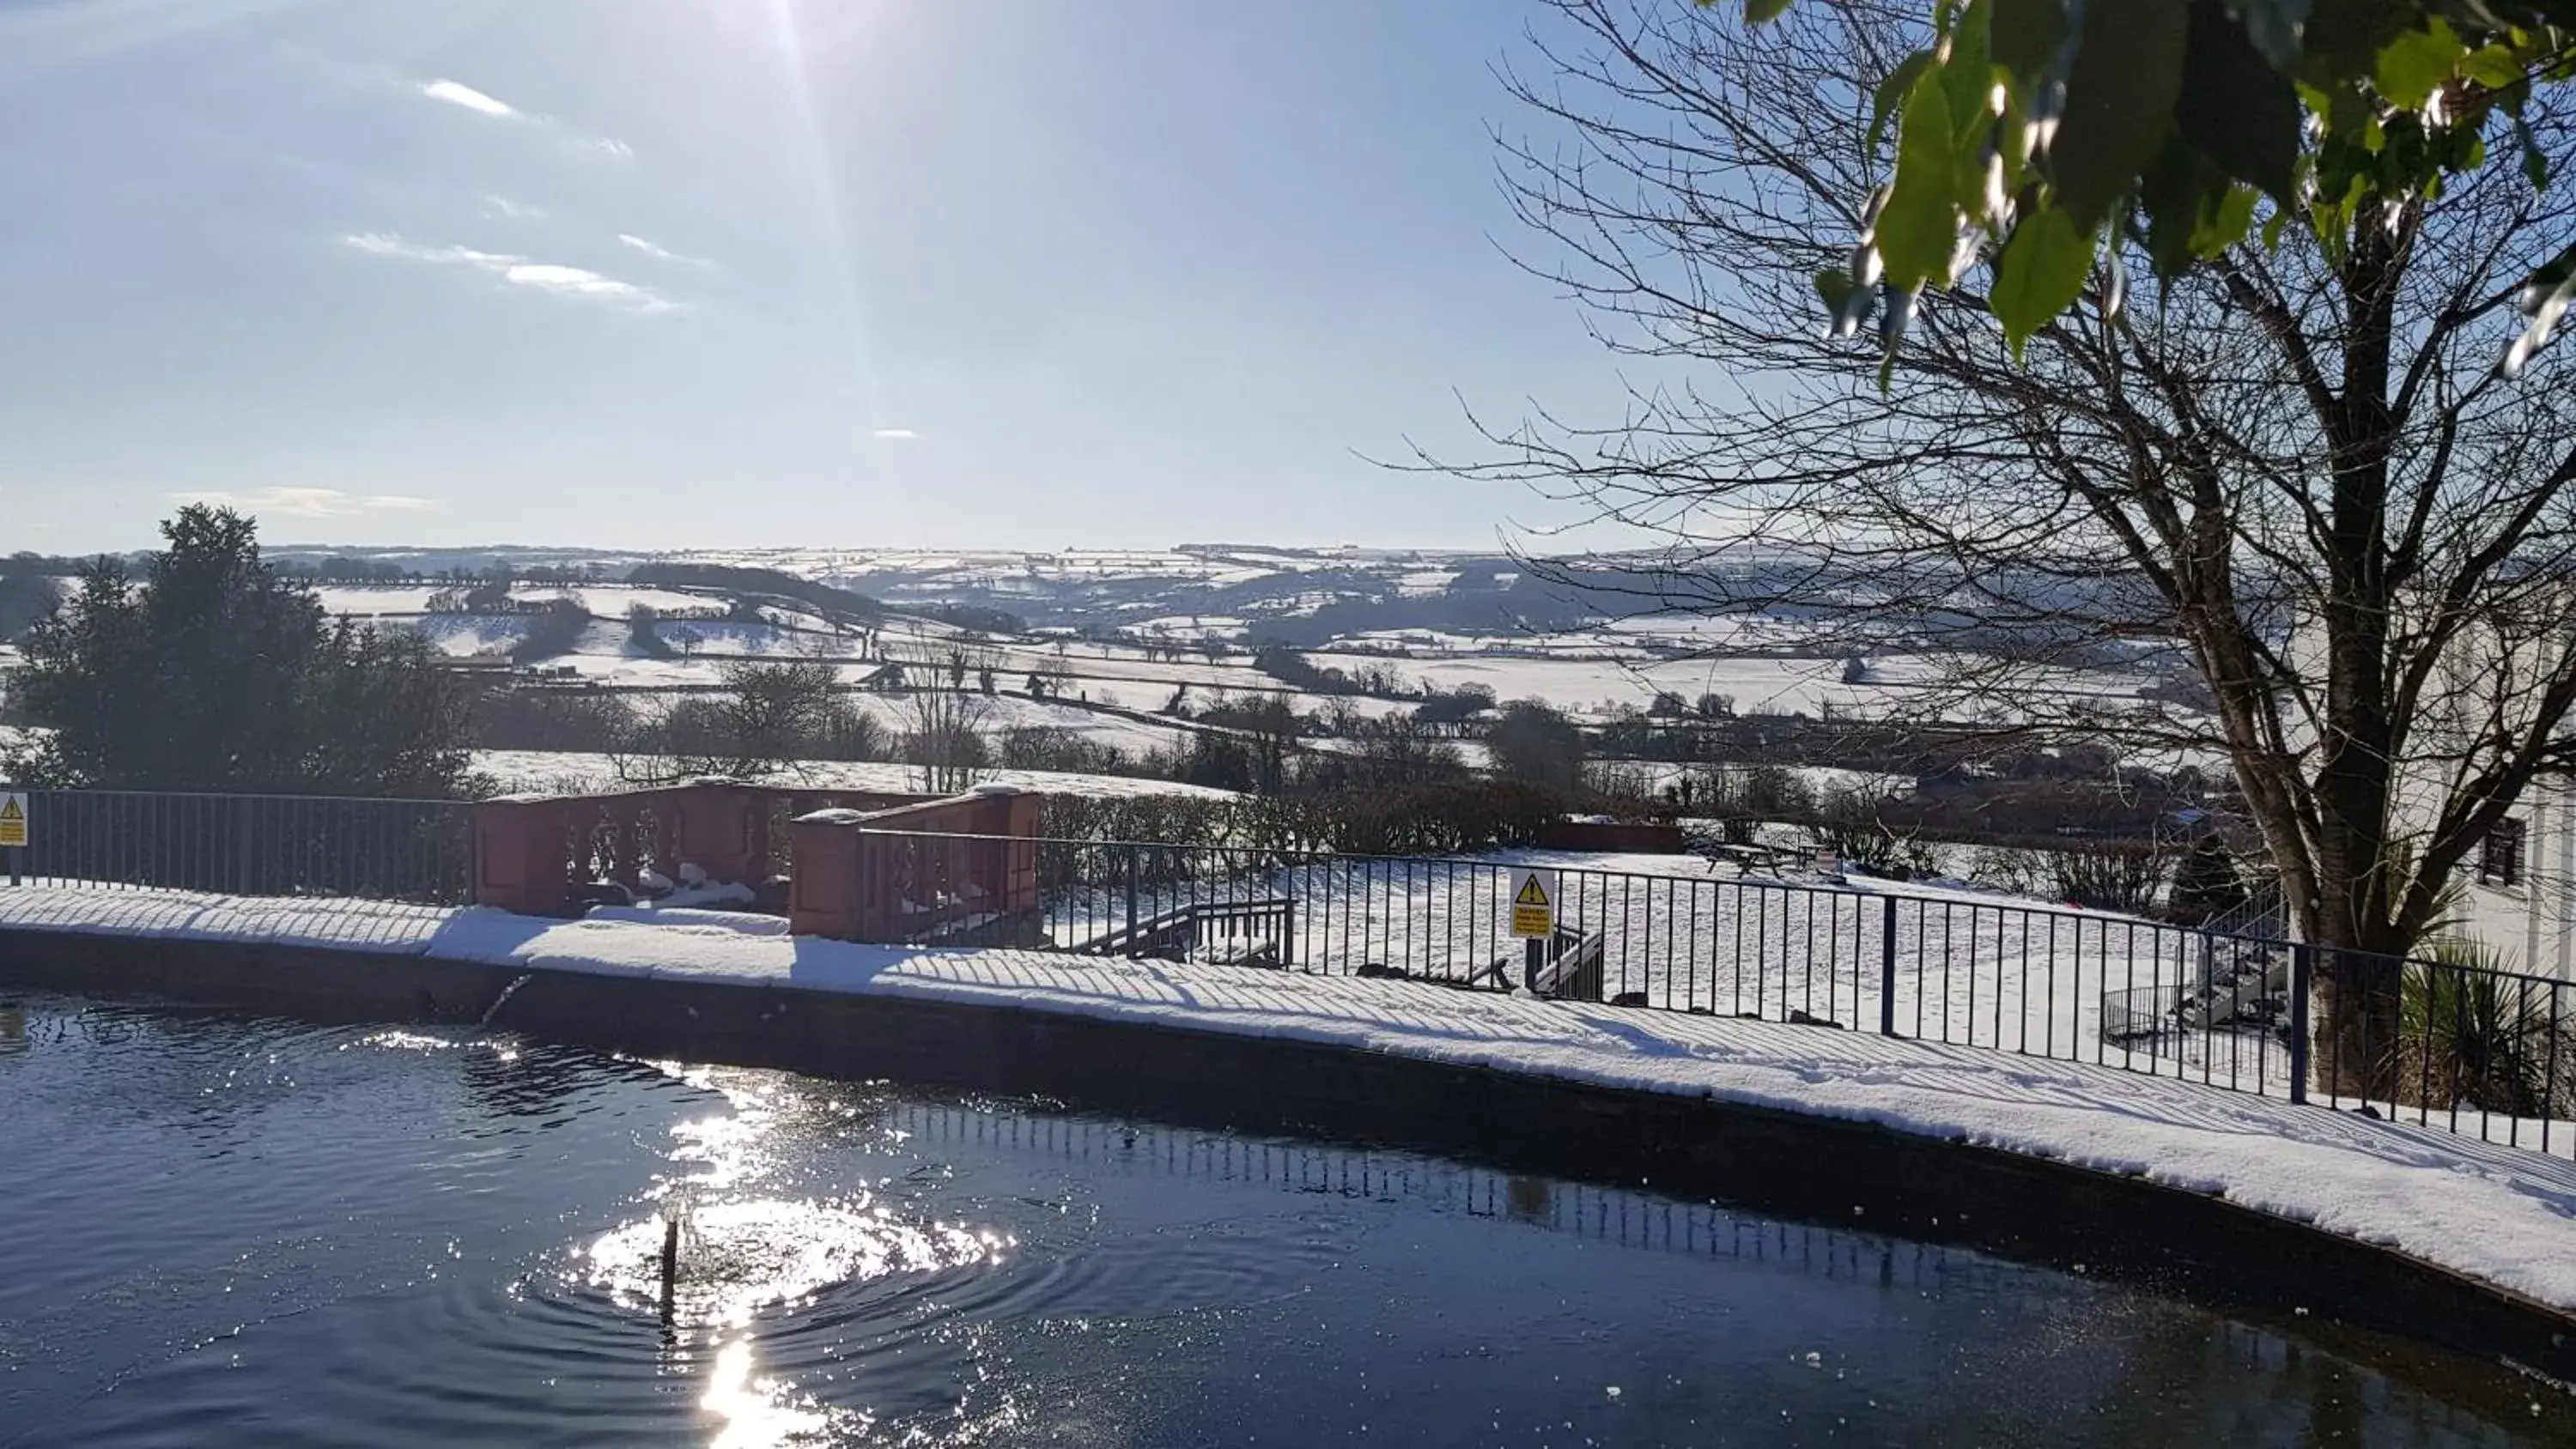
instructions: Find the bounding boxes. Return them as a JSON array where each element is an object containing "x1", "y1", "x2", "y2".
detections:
[
  {"x1": 563, "y1": 1064, "x2": 1015, "y2": 1446},
  {"x1": 699, "y1": 1337, "x2": 869, "y2": 1449},
  {"x1": 580, "y1": 1197, "x2": 1003, "y2": 1330}
]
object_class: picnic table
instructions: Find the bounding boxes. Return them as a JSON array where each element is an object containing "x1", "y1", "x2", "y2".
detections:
[{"x1": 1696, "y1": 840, "x2": 1807, "y2": 876}]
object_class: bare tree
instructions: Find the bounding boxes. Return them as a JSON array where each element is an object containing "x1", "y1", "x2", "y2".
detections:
[
  {"x1": 611, "y1": 660, "x2": 843, "y2": 784},
  {"x1": 902, "y1": 686, "x2": 991, "y2": 795},
  {"x1": 712, "y1": 659, "x2": 842, "y2": 777},
  {"x1": 1450, "y1": 0, "x2": 2576, "y2": 1095}
]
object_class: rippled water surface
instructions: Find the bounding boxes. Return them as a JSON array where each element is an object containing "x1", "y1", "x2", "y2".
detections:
[{"x1": 0, "y1": 994, "x2": 2563, "y2": 1446}]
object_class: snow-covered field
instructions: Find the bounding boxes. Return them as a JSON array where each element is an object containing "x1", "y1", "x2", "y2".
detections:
[
  {"x1": 2, "y1": 883, "x2": 2568, "y2": 1313},
  {"x1": 275, "y1": 567, "x2": 2182, "y2": 732},
  {"x1": 308, "y1": 583, "x2": 727, "y2": 619},
  {"x1": 1309, "y1": 649, "x2": 2154, "y2": 722}
]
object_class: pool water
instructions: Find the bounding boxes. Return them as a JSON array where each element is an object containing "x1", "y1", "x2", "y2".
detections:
[{"x1": 0, "y1": 994, "x2": 2561, "y2": 1447}]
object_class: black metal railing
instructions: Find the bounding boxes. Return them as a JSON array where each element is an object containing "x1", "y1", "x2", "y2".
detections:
[
  {"x1": 862, "y1": 828, "x2": 2576, "y2": 1160},
  {"x1": 0, "y1": 789, "x2": 474, "y2": 906},
  {"x1": 2304, "y1": 943, "x2": 2573, "y2": 1153}
]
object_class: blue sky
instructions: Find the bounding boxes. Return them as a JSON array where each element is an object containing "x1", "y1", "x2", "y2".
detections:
[{"x1": 0, "y1": 0, "x2": 1636, "y2": 555}]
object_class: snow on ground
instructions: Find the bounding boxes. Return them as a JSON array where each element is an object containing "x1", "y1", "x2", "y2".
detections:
[
  {"x1": 469, "y1": 749, "x2": 1240, "y2": 801},
  {"x1": 515, "y1": 585, "x2": 726, "y2": 615},
  {"x1": 308, "y1": 585, "x2": 449, "y2": 616},
  {"x1": 408, "y1": 615, "x2": 531, "y2": 658},
  {"x1": 1018, "y1": 845, "x2": 2294, "y2": 1092},
  {"x1": 621, "y1": 621, "x2": 834, "y2": 658},
  {"x1": 838, "y1": 694, "x2": 1194, "y2": 757},
  {"x1": 1309, "y1": 650, "x2": 1869, "y2": 718},
  {"x1": 1306, "y1": 648, "x2": 2158, "y2": 723},
  {"x1": 3, "y1": 882, "x2": 2571, "y2": 1314},
  {"x1": 1127, "y1": 615, "x2": 1252, "y2": 641},
  {"x1": 307, "y1": 584, "x2": 726, "y2": 619}
]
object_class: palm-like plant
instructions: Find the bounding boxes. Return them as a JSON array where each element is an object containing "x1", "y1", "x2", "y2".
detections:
[{"x1": 2398, "y1": 939, "x2": 2566, "y2": 1119}]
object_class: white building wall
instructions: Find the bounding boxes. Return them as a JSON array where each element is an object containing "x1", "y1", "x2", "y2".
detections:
[{"x1": 2457, "y1": 775, "x2": 2576, "y2": 982}]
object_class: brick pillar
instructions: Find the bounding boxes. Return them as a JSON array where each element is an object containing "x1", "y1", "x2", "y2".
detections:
[
  {"x1": 472, "y1": 797, "x2": 574, "y2": 917},
  {"x1": 999, "y1": 791, "x2": 1042, "y2": 913},
  {"x1": 787, "y1": 813, "x2": 864, "y2": 938},
  {"x1": 672, "y1": 782, "x2": 757, "y2": 884}
]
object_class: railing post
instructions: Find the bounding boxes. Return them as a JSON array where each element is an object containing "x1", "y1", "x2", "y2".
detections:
[
  {"x1": 1123, "y1": 848, "x2": 1139, "y2": 958},
  {"x1": 1878, "y1": 894, "x2": 1899, "y2": 1037},
  {"x1": 2287, "y1": 942, "x2": 2312, "y2": 1106},
  {"x1": 234, "y1": 797, "x2": 253, "y2": 895}
]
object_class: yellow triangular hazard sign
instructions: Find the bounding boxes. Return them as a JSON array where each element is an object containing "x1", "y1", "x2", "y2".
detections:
[
  {"x1": 0, "y1": 801, "x2": 21, "y2": 824},
  {"x1": 1515, "y1": 875, "x2": 1549, "y2": 906}
]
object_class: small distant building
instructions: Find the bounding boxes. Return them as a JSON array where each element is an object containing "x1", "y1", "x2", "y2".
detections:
[{"x1": 856, "y1": 662, "x2": 908, "y2": 693}]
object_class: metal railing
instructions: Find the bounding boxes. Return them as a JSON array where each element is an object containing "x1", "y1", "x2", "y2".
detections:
[
  {"x1": 2305, "y1": 943, "x2": 2573, "y2": 1153},
  {"x1": 0, "y1": 788, "x2": 475, "y2": 906},
  {"x1": 2, "y1": 791, "x2": 2566, "y2": 1162},
  {"x1": 852, "y1": 828, "x2": 2576, "y2": 1160}
]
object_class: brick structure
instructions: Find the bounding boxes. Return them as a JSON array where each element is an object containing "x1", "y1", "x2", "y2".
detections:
[
  {"x1": 1535, "y1": 819, "x2": 1689, "y2": 855},
  {"x1": 471, "y1": 779, "x2": 950, "y2": 919},
  {"x1": 788, "y1": 787, "x2": 1043, "y2": 943},
  {"x1": 471, "y1": 796, "x2": 576, "y2": 917}
]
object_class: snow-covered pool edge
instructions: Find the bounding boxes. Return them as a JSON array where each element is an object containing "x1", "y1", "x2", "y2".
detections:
[{"x1": 2, "y1": 883, "x2": 2572, "y2": 1318}]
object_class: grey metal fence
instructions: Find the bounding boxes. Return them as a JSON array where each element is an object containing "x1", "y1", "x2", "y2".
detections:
[{"x1": 0, "y1": 789, "x2": 475, "y2": 906}]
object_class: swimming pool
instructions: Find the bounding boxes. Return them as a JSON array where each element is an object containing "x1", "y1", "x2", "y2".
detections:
[{"x1": 0, "y1": 993, "x2": 2558, "y2": 1446}]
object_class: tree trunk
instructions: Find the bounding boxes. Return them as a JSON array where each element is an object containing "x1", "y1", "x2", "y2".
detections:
[
  {"x1": 2306, "y1": 909, "x2": 2409, "y2": 1104},
  {"x1": 2314, "y1": 947, "x2": 2404, "y2": 1102}
]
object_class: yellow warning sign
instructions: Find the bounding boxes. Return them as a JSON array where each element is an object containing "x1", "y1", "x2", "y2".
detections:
[
  {"x1": 0, "y1": 794, "x2": 25, "y2": 850},
  {"x1": 1510, "y1": 867, "x2": 1556, "y2": 938}
]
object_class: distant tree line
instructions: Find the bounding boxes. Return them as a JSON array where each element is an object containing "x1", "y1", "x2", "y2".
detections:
[
  {"x1": 624, "y1": 562, "x2": 886, "y2": 624},
  {"x1": 1251, "y1": 646, "x2": 1410, "y2": 699}
]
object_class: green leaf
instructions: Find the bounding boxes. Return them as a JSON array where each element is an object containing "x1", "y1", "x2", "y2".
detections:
[
  {"x1": 2306, "y1": 81, "x2": 2374, "y2": 143},
  {"x1": 1815, "y1": 266, "x2": 1860, "y2": 318},
  {"x1": 2140, "y1": 141, "x2": 2225, "y2": 274},
  {"x1": 1942, "y1": 0, "x2": 1999, "y2": 161},
  {"x1": 2518, "y1": 115, "x2": 2552, "y2": 190},
  {"x1": 2462, "y1": 44, "x2": 2526, "y2": 90},
  {"x1": 1878, "y1": 74, "x2": 1964, "y2": 288},
  {"x1": 2177, "y1": 0, "x2": 2303, "y2": 207},
  {"x1": 2374, "y1": 18, "x2": 2463, "y2": 110},
  {"x1": 2050, "y1": 0, "x2": 2190, "y2": 228},
  {"x1": 2301, "y1": 0, "x2": 2415, "y2": 86},
  {"x1": 1991, "y1": 0, "x2": 2068, "y2": 77},
  {"x1": 1742, "y1": 0, "x2": 1794, "y2": 21},
  {"x1": 1990, "y1": 203, "x2": 2095, "y2": 358},
  {"x1": 2189, "y1": 182, "x2": 2262, "y2": 253},
  {"x1": 1869, "y1": 50, "x2": 1935, "y2": 154}
]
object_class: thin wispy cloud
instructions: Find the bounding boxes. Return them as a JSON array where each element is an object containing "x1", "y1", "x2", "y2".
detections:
[
  {"x1": 171, "y1": 488, "x2": 437, "y2": 518},
  {"x1": 870, "y1": 428, "x2": 920, "y2": 441},
  {"x1": 483, "y1": 194, "x2": 546, "y2": 221},
  {"x1": 413, "y1": 76, "x2": 632, "y2": 161},
  {"x1": 341, "y1": 233, "x2": 677, "y2": 314},
  {"x1": 417, "y1": 77, "x2": 518, "y2": 119},
  {"x1": 617, "y1": 234, "x2": 715, "y2": 268}
]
